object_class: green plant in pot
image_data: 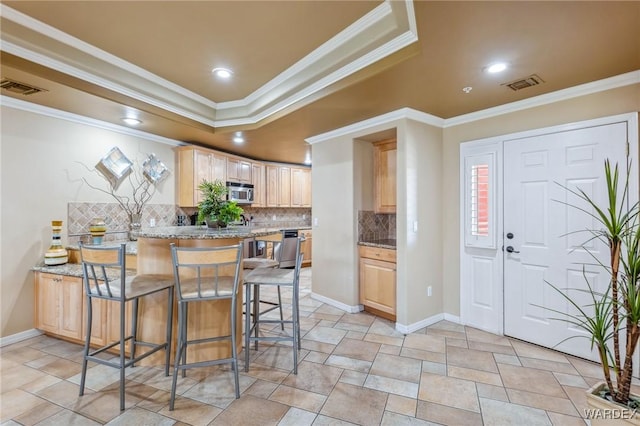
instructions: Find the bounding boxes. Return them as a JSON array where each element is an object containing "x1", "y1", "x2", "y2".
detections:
[
  {"x1": 196, "y1": 179, "x2": 243, "y2": 228},
  {"x1": 545, "y1": 160, "x2": 640, "y2": 421}
]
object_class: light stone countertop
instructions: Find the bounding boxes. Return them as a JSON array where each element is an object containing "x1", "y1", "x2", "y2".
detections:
[
  {"x1": 358, "y1": 239, "x2": 397, "y2": 250},
  {"x1": 133, "y1": 225, "x2": 288, "y2": 239},
  {"x1": 66, "y1": 240, "x2": 137, "y2": 255},
  {"x1": 32, "y1": 262, "x2": 135, "y2": 280}
]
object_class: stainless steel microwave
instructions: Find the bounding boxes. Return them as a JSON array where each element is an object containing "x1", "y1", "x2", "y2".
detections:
[{"x1": 226, "y1": 182, "x2": 254, "y2": 204}]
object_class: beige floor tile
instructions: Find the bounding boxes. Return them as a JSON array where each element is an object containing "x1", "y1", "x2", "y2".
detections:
[
  {"x1": 1, "y1": 363, "x2": 49, "y2": 393},
  {"x1": 18, "y1": 373, "x2": 62, "y2": 393},
  {"x1": 2, "y1": 347, "x2": 47, "y2": 364},
  {"x1": 480, "y1": 397, "x2": 552, "y2": 426},
  {"x1": 158, "y1": 396, "x2": 223, "y2": 425},
  {"x1": 313, "y1": 414, "x2": 359, "y2": 425},
  {"x1": 553, "y1": 372, "x2": 589, "y2": 388},
  {"x1": 338, "y1": 369, "x2": 368, "y2": 386},
  {"x1": 252, "y1": 344, "x2": 306, "y2": 372},
  {"x1": 370, "y1": 353, "x2": 422, "y2": 383},
  {"x1": 547, "y1": 411, "x2": 588, "y2": 425},
  {"x1": 335, "y1": 322, "x2": 370, "y2": 334},
  {"x1": 562, "y1": 385, "x2": 589, "y2": 415},
  {"x1": 418, "y1": 372, "x2": 480, "y2": 413},
  {"x1": 379, "y1": 344, "x2": 402, "y2": 355},
  {"x1": 498, "y1": 363, "x2": 566, "y2": 398},
  {"x1": 506, "y1": 388, "x2": 579, "y2": 416},
  {"x1": 12, "y1": 398, "x2": 63, "y2": 426},
  {"x1": 300, "y1": 339, "x2": 336, "y2": 354},
  {"x1": 320, "y1": 382, "x2": 388, "y2": 425},
  {"x1": 36, "y1": 379, "x2": 88, "y2": 408},
  {"x1": 467, "y1": 340, "x2": 516, "y2": 355},
  {"x1": 403, "y1": 333, "x2": 446, "y2": 353},
  {"x1": 568, "y1": 357, "x2": 605, "y2": 379},
  {"x1": 325, "y1": 354, "x2": 371, "y2": 373},
  {"x1": 0, "y1": 389, "x2": 48, "y2": 423},
  {"x1": 107, "y1": 407, "x2": 176, "y2": 425},
  {"x1": 182, "y1": 370, "x2": 255, "y2": 409},
  {"x1": 445, "y1": 337, "x2": 469, "y2": 348},
  {"x1": 511, "y1": 340, "x2": 570, "y2": 363},
  {"x1": 365, "y1": 374, "x2": 419, "y2": 398},
  {"x1": 332, "y1": 338, "x2": 381, "y2": 362},
  {"x1": 493, "y1": 353, "x2": 522, "y2": 366},
  {"x1": 399, "y1": 347, "x2": 446, "y2": 363},
  {"x1": 34, "y1": 409, "x2": 101, "y2": 426},
  {"x1": 303, "y1": 326, "x2": 347, "y2": 345},
  {"x1": 421, "y1": 360, "x2": 446, "y2": 376},
  {"x1": 303, "y1": 350, "x2": 329, "y2": 364},
  {"x1": 424, "y1": 327, "x2": 467, "y2": 340},
  {"x1": 381, "y1": 411, "x2": 440, "y2": 425},
  {"x1": 136, "y1": 389, "x2": 171, "y2": 412},
  {"x1": 269, "y1": 384, "x2": 326, "y2": 412},
  {"x1": 447, "y1": 365, "x2": 503, "y2": 386},
  {"x1": 520, "y1": 356, "x2": 580, "y2": 375},
  {"x1": 364, "y1": 333, "x2": 405, "y2": 347},
  {"x1": 339, "y1": 312, "x2": 377, "y2": 327},
  {"x1": 415, "y1": 400, "x2": 483, "y2": 425},
  {"x1": 476, "y1": 383, "x2": 509, "y2": 402},
  {"x1": 368, "y1": 319, "x2": 405, "y2": 338},
  {"x1": 446, "y1": 346, "x2": 499, "y2": 373},
  {"x1": 465, "y1": 327, "x2": 512, "y2": 345},
  {"x1": 245, "y1": 379, "x2": 279, "y2": 398},
  {"x1": 430, "y1": 321, "x2": 466, "y2": 333},
  {"x1": 386, "y1": 393, "x2": 417, "y2": 417},
  {"x1": 243, "y1": 362, "x2": 290, "y2": 383},
  {"x1": 282, "y1": 361, "x2": 342, "y2": 395},
  {"x1": 344, "y1": 330, "x2": 366, "y2": 340},
  {"x1": 209, "y1": 394, "x2": 289, "y2": 425},
  {"x1": 278, "y1": 407, "x2": 317, "y2": 426}
]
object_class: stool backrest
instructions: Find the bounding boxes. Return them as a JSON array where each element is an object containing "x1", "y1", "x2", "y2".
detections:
[
  {"x1": 170, "y1": 243, "x2": 243, "y2": 301},
  {"x1": 79, "y1": 242, "x2": 127, "y2": 300}
]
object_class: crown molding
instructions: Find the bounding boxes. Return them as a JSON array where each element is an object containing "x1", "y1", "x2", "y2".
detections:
[
  {"x1": 1, "y1": 0, "x2": 418, "y2": 129},
  {"x1": 1, "y1": 95, "x2": 183, "y2": 147},
  {"x1": 307, "y1": 70, "x2": 640, "y2": 143}
]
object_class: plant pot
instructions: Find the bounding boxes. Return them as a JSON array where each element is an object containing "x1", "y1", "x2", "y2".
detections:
[{"x1": 586, "y1": 382, "x2": 640, "y2": 425}]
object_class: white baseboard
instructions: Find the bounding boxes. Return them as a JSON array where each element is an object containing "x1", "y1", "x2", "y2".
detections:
[
  {"x1": 310, "y1": 292, "x2": 362, "y2": 314},
  {"x1": 0, "y1": 328, "x2": 43, "y2": 347},
  {"x1": 395, "y1": 312, "x2": 462, "y2": 334}
]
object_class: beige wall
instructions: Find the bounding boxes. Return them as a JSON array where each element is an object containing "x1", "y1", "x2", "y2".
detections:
[
  {"x1": 441, "y1": 83, "x2": 640, "y2": 315},
  {"x1": 1, "y1": 107, "x2": 177, "y2": 337}
]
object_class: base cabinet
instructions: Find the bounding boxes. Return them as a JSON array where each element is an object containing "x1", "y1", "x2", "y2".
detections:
[
  {"x1": 300, "y1": 229, "x2": 312, "y2": 266},
  {"x1": 358, "y1": 246, "x2": 396, "y2": 320},
  {"x1": 35, "y1": 272, "x2": 83, "y2": 340}
]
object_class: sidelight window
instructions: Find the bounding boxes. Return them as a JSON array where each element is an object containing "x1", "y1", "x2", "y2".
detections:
[{"x1": 464, "y1": 152, "x2": 496, "y2": 249}]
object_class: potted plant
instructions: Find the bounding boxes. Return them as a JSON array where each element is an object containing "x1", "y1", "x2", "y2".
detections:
[
  {"x1": 196, "y1": 179, "x2": 243, "y2": 228},
  {"x1": 547, "y1": 160, "x2": 640, "y2": 424}
]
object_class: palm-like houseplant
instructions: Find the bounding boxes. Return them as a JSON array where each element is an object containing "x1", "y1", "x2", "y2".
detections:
[
  {"x1": 548, "y1": 160, "x2": 640, "y2": 409},
  {"x1": 196, "y1": 179, "x2": 243, "y2": 227}
]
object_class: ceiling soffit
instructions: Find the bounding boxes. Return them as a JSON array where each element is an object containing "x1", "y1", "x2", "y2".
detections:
[{"x1": 0, "y1": 0, "x2": 417, "y2": 129}]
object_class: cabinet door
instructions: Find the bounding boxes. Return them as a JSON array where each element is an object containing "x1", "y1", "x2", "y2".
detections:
[
  {"x1": 239, "y1": 161, "x2": 252, "y2": 183},
  {"x1": 194, "y1": 150, "x2": 212, "y2": 204},
  {"x1": 59, "y1": 276, "x2": 83, "y2": 340},
  {"x1": 266, "y1": 165, "x2": 279, "y2": 207},
  {"x1": 291, "y1": 168, "x2": 311, "y2": 207},
  {"x1": 227, "y1": 157, "x2": 241, "y2": 182},
  {"x1": 82, "y1": 293, "x2": 108, "y2": 347},
  {"x1": 278, "y1": 167, "x2": 291, "y2": 206},
  {"x1": 35, "y1": 272, "x2": 60, "y2": 334},
  {"x1": 374, "y1": 140, "x2": 397, "y2": 213},
  {"x1": 359, "y1": 257, "x2": 396, "y2": 316},
  {"x1": 251, "y1": 163, "x2": 265, "y2": 207},
  {"x1": 300, "y1": 230, "x2": 312, "y2": 266},
  {"x1": 211, "y1": 153, "x2": 227, "y2": 183}
]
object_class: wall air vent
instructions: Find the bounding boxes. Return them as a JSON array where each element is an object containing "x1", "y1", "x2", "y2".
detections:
[
  {"x1": 0, "y1": 78, "x2": 47, "y2": 95},
  {"x1": 501, "y1": 74, "x2": 544, "y2": 91}
]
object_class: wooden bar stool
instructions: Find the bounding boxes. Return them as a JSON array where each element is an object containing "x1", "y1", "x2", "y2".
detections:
[
  {"x1": 169, "y1": 242, "x2": 243, "y2": 410},
  {"x1": 244, "y1": 237, "x2": 303, "y2": 374},
  {"x1": 78, "y1": 242, "x2": 174, "y2": 411}
]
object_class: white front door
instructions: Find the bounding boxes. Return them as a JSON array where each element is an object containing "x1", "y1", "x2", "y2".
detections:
[{"x1": 503, "y1": 121, "x2": 629, "y2": 361}]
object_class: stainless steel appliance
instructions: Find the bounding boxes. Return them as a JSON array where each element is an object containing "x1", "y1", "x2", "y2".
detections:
[
  {"x1": 278, "y1": 229, "x2": 299, "y2": 268},
  {"x1": 226, "y1": 182, "x2": 254, "y2": 205}
]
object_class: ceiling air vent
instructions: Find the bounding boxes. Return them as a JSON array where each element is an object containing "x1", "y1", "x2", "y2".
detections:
[
  {"x1": 0, "y1": 78, "x2": 47, "y2": 95},
  {"x1": 502, "y1": 74, "x2": 544, "y2": 91}
]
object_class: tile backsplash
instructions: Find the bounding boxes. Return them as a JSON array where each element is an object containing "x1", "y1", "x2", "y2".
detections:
[
  {"x1": 358, "y1": 210, "x2": 396, "y2": 242},
  {"x1": 67, "y1": 202, "x2": 311, "y2": 243}
]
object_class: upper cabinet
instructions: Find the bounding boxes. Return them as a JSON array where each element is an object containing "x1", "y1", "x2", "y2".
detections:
[
  {"x1": 251, "y1": 162, "x2": 266, "y2": 207},
  {"x1": 227, "y1": 157, "x2": 252, "y2": 183},
  {"x1": 177, "y1": 146, "x2": 311, "y2": 208},
  {"x1": 177, "y1": 147, "x2": 227, "y2": 207},
  {"x1": 291, "y1": 167, "x2": 311, "y2": 208},
  {"x1": 374, "y1": 139, "x2": 397, "y2": 213}
]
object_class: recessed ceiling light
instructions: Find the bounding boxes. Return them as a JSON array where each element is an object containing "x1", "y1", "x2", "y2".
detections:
[
  {"x1": 212, "y1": 67, "x2": 233, "y2": 79},
  {"x1": 462, "y1": 86, "x2": 473, "y2": 93},
  {"x1": 486, "y1": 62, "x2": 508, "y2": 73},
  {"x1": 122, "y1": 117, "x2": 142, "y2": 126},
  {"x1": 232, "y1": 132, "x2": 244, "y2": 144}
]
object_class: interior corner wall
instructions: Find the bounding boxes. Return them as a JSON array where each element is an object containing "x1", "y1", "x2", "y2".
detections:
[
  {"x1": 396, "y1": 120, "x2": 443, "y2": 326},
  {"x1": 0, "y1": 106, "x2": 177, "y2": 337},
  {"x1": 441, "y1": 83, "x2": 640, "y2": 317}
]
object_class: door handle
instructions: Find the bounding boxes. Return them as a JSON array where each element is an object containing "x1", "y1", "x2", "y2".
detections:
[{"x1": 506, "y1": 246, "x2": 520, "y2": 254}]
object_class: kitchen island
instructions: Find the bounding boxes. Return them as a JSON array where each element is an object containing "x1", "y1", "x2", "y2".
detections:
[{"x1": 133, "y1": 226, "x2": 281, "y2": 364}]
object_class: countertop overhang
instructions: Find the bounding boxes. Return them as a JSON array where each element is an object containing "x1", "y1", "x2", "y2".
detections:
[{"x1": 132, "y1": 225, "x2": 285, "y2": 239}]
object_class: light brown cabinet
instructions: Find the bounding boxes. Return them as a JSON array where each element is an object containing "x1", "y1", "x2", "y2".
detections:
[
  {"x1": 291, "y1": 167, "x2": 311, "y2": 208},
  {"x1": 374, "y1": 139, "x2": 397, "y2": 213},
  {"x1": 266, "y1": 165, "x2": 291, "y2": 207},
  {"x1": 359, "y1": 246, "x2": 396, "y2": 321},
  {"x1": 227, "y1": 157, "x2": 252, "y2": 183},
  {"x1": 177, "y1": 147, "x2": 227, "y2": 207},
  {"x1": 35, "y1": 272, "x2": 83, "y2": 340},
  {"x1": 300, "y1": 229, "x2": 312, "y2": 266},
  {"x1": 251, "y1": 162, "x2": 266, "y2": 207}
]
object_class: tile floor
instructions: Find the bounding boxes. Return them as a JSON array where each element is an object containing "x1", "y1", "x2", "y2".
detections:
[{"x1": 0, "y1": 268, "x2": 619, "y2": 425}]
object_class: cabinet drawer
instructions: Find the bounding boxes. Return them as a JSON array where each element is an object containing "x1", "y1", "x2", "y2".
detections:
[{"x1": 358, "y1": 246, "x2": 396, "y2": 263}]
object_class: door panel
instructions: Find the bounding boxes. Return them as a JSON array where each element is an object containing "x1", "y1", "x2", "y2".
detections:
[{"x1": 503, "y1": 122, "x2": 628, "y2": 361}]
